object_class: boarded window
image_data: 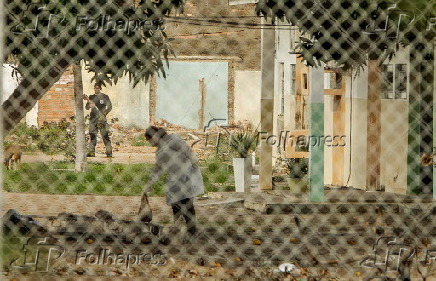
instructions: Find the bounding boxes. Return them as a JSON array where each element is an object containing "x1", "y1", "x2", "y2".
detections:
[
  {"x1": 395, "y1": 64, "x2": 408, "y2": 99},
  {"x1": 279, "y1": 62, "x2": 285, "y2": 114},
  {"x1": 290, "y1": 27, "x2": 301, "y2": 53},
  {"x1": 290, "y1": 64, "x2": 296, "y2": 94},
  {"x1": 324, "y1": 72, "x2": 342, "y2": 89},
  {"x1": 382, "y1": 64, "x2": 394, "y2": 99},
  {"x1": 382, "y1": 64, "x2": 408, "y2": 100},
  {"x1": 303, "y1": 73, "x2": 308, "y2": 90}
]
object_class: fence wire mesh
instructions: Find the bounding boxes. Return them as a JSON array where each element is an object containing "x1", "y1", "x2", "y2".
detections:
[{"x1": 1, "y1": 0, "x2": 436, "y2": 280}]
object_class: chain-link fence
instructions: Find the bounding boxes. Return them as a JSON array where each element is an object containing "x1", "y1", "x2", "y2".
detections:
[{"x1": 1, "y1": 0, "x2": 436, "y2": 279}]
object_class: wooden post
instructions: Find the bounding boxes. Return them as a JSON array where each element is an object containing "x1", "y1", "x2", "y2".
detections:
[
  {"x1": 198, "y1": 78, "x2": 206, "y2": 130},
  {"x1": 366, "y1": 60, "x2": 381, "y2": 191},
  {"x1": 73, "y1": 63, "x2": 87, "y2": 173},
  {"x1": 259, "y1": 17, "x2": 275, "y2": 190},
  {"x1": 228, "y1": 60, "x2": 235, "y2": 124},
  {"x1": 330, "y1": 71, "x2": 346, "y2": 186},
  {"x1": 309, "y1": 64, "x2": 325, "y2": 202}
]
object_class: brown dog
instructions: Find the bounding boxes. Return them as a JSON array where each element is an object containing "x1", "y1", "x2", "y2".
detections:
[{"x1": 4, "y1": 144, "x2": 23, "y2": 170}]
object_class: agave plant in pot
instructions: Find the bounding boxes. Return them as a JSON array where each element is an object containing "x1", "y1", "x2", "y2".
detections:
[
  {"x1": 229, "y1": 131, "x2": 258, "y2": 192},
  {"x1": 284, "y1": 139, "x2": 309, "y2": 192},
  {"x1": 284, "y1": 158, "x2": 309, "y2": 193}
]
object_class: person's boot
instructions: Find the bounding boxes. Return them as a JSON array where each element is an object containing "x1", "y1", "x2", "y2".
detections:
[{"x1": 106, "y1": 146, "x2": 113, "y2": 158}]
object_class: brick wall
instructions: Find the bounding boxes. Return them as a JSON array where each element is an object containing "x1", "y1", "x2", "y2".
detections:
[
  {"x1": 166, "y1": 0, "x2": 261, "y2": 71},
  {"x1": 38, "y1": 66, "x2": 75, "y2": 126}
]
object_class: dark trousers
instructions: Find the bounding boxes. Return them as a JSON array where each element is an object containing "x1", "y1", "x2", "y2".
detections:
[
  {"x1": 171, "y1": 198, "x2": 197, "y2": 236},
  {"x1": 89, "y1": 120, "x2": 112, "y2": 155}
]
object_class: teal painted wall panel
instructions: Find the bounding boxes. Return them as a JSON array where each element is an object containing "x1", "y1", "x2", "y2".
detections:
[
  {"x1": 156, "y1": 61, "x2": 228, "y2": 129},
  {"x1": 309, "y1": 102, "x2": 325, "y2": 202}
]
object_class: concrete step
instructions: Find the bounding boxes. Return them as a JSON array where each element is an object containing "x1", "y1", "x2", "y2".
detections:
[
  {"x1": 244, "y1": 202, "x2": 403, "y2": 214},
  {"x1": 197, "y1": 198, "x2": 244, "y2": 207},
  {"x1": 244, "y1": 201, "x2": 436, "y2": 215}
]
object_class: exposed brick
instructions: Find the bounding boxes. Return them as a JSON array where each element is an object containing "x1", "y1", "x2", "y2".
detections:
[{"x1": 38, "y1": 65, "x2": 76, "y2": 127}]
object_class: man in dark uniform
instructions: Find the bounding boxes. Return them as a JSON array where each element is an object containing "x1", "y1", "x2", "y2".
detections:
[{"x1": 84, "y1": 83, "x2": 113, "y2": 157}]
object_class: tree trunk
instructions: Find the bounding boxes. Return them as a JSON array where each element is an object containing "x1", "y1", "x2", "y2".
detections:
[
  {"x1": 1, "y1": 57, "x2": 70, "y2": 135},
  {"x1": 73, "y1": 62, "x2": 87, "y2": 173}
]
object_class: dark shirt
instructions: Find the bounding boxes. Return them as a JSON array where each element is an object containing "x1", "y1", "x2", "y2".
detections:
[{"x1": 86, "y1": 93, "x2": 112, "y2": 121}]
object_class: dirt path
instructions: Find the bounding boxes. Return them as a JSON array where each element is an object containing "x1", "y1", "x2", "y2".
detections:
[
  {"x1": 1, "y1": 192, "x2": 252, "y2": 223},
  {"x1": 21, "y1": 145, "x2": 157, "y2": 165},
  {"x1": 22, "y1": 152, "x2": 156, "y2": 165},
  {"x1": 2, "y1": 192, "x2": 148, "y2": 219}
]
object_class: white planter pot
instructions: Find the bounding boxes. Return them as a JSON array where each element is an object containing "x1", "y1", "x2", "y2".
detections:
[
  {"x1": 286, "y1": 175, "x2": 309, "y2": 193},
  {"x1": 233, "y1": 157, "x2": 252, "y2": 192}
]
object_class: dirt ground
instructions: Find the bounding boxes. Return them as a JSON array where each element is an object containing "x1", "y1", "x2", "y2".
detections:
[
  {"x1": 21, "y1": 145, "x2": 157, "y2": 165},
  {"x1": 4, "y1": 191, "x2": 435, "y2": 280},
  {"x1": 3, "y1": 128, "x2": 433, "y2": 279},
  {"x1": 19, "y1": 128, "x2": 215, "y2": 165},
  {"x1": 1, "y1": 192, "x2": 283, "y2": 280},
  {"x1": 1, "y1": 192, "x2": 254, "y2": 222}
]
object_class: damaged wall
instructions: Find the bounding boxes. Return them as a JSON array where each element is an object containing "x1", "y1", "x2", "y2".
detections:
[
  {"x1": 234, "y1": 71, "x2": 261, "y2": 127},
  {"x1": 154, "y1": 60, "x2": 228, "y2": 130},
  {"x1": 81, "y1": 65, "x2": 150, "y2": 129},
  {"x1": 38, "y1": 66, "x2": 75, "y2": 127},
  {"x1": 4, "y1": 0, "x2": 262, "y2": 130},
  {"x1": 166, "y1": 0, "x2": 261, "y2": 72}
]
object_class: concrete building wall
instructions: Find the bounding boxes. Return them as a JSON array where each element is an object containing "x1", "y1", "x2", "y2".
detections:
[
  {"x1": 81, "y1": 65, "x2": 150, "y2": 129},
  {"x1": 337, "y1": 56, "x2": 409, "y2": 193},
  {"x1": 234, "y1": 71, "x2": 261, "y2": 127},
  {"x1": 272, "y1": 23, "x2": 415, "y2": 194},
  {"x1": 379, "y1": 46, "x2": 411, "y2": 194},
  {"x1": 3, "y1": 0, "x2": 260, "y2": 131},
  {"x1": 340, "y1": 47, "x2": 410, "y2": 193},
  {"x1": 167, "y1": 0, "x2": 261, "y2": 71},
  {"x1": 26, "y1": 100, "x2": 38, "y2": 127},
  {"x1": 2, "y1": 64, "x2": 38, "y2": 127},
  {"x1": 155, "y1": 60, "x2": 229, "y2": 130},
  {"x1": 4, "y1": 64, "x2": 150, "y2": 129},
  {"x1": 381, "y1": 100, "x2": 408, "y2": 193},
  {"x1": 343, "y1": 67, "x2": 368, "y2": 189},
  {"x1": 2, "y1": 64, "x2": 19, "y2": 102},
  {"x1": 276, "y1": 24, "x2": 299, "y2": 133},
  {"x1": 274, "y1": 23, "x2": 299, "y2": 165},
  {"x1": 5, "y1": 58, "x2": 231, "y2": 131}
]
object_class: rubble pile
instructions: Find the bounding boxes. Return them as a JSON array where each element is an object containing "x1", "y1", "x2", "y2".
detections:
[{"x1": 2, "y1": 209, "x2": 48, "y2": 237}]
